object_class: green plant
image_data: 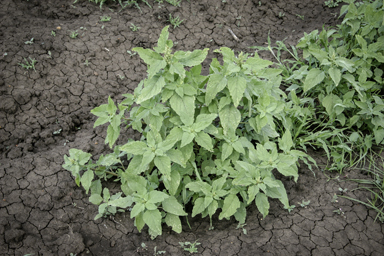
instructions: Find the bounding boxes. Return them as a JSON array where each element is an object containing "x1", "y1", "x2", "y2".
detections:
[
  {"x1": 130, "y1": 23, "x2": 140, "y2": 31},
  {"x1": 18, "y1": 57, "x2": 37, "y2": 72},
  {"x1": 100, "y1": 15, "x2": 111, "y2": 22},
  {"x1": 154, "y1": 246, "x2": 166, "y2": 255},
  {"x1": 63, "y1": 26, "x2": 315, "y2": 238},
  {"x1": 51, "y1": 30, "x2": 56, "y2": 36},
  {"x1": 127, "y1": 50, "x2": 137, "y2": 57},
  {"x1": 24, "y1": 38, "x2": 34, "y2": 45},
  {"x1": 84, "y1": 59, "x2": 90, "y2": 66},
  {"x1": 69, "y1": 30, "x2": 78, "y2": 39},
  {"x1": 179, "y1": 241, "x2": 201, "y2": 254},
  {"x1": 296, "y1": 14, "x2": 305, "y2": 20},
  {"x1": 324, "y1": 0, "x2": 343, "y2": 8},
  {"x1": 117, "y1": 74, "x2": 125, "y2": 80},
  {"x1": 165, "y1": 0, "x2": 182, "y2": 7},
  {"x1": 299, "y1": 199, "x2": 310, "y2": 208},
  {"x1": 168, "y1": 14, "x2": 184, "y2": 28}
]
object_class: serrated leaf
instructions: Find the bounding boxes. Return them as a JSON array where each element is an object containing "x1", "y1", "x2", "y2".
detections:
[
  {"x1": 131, "y1": 203, "x2": 145, "y2": 218},
  {"x1": 219, "y1": 194, "x2": 240, "y2": 220},
  {"x1": 163, "y1": 169, "x2": 181, "y2": 195},
  {"x1": 195, "y1": 131, "x2": 213, "y2": 152},
  {"x1": 175, "y1": 48, "x2": 209, "y2": 67},
  {"x1": 192, "y1": 197, "x2": 206, "y2": 217},
  {"x1": 221, "y1": 143, "x2": 233, "y2": 162},
  {"x1": 256, "y1": 193, "x2": 269, "y2": 219},
  {"x1": 135, "y1": 212, "x2": 145, "y2": 232},
  {"x1": 81, "y1": 169, "x2": 94, "y2": 194},
  {"x1": 192, "y1": 114, "x2": 218, "y2": 133},
  {"x1": 109, "y1": 196, "x2": 134, "y2": 208},
  {"x1": 153, "y1": 26, "x2": 169, "y2": 53},
  {"x1": 167, "y1": 149, "x2": 186, "y2": 167},
  {"x1": 279, "y1": 130, "x2": 293, "y2": 153},
  {"x1": 206, "y1": 74, "x2": 227, "y2": 105},
  {"x1": 162, "y1": 196, "x2": 187, "y2": 216},
  {"x1": 133, "y1": 47, "x2": 164, "y2": 67},
  {"x1": 181, "y1": 131, "x2": 195, "y2": 148},
  {"x1": 219, "y1": 104, "x2": 241, "y2": 136},
  {"x1": 214, "y1": 47, "x2": 235, "y2": 62},
  {"x1": 141, "y1": 151, "x2": 155, "y2": 169},
  {"x1": 170, "y1": 94, "x2": 195, "y2": 126},
  {"x1": 232, "y1": 140, "x2": 245, "y2": 155},
  {"x1": 328, "y1": 67, "x2": 341, "y2": 86},
  {"x1": 228, "y1": 76, "x2": 247, "y2": 107},
  {"x1": 247, "y1": 185, "x2": 259, "y2": 204},
  {"x1": 165, "y1": 213, "x2": 182, "y2": 233},
  {"x1": 143, "y1": 209, "x2": 162, "y2": 237},
  {"x1": 136, "y1": 75, "x2": 166, "y2": 104},
  {"x1": 93, "y1": 116, "x2": 110, "y2": 128},
  {"x1": 148, "y1": 190, "x2": 169, "y2": 204},
  {"x1": 207, "y1": 200, "x2": 218, "y2": 217},
  {"x1": 303, "y1": 68, "x2": 325, "y2": 93},
  {"x1": 154, "y1": 155, "x2": 171, "y2": 178},
  {"x1": 121, "y1": 141, "x2": 148, "y2": 155},
  {"x1": 234, "y1": 202, "x2": 247, "y2": 224}
]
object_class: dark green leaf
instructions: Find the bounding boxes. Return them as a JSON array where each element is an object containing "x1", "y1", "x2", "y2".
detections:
[
  {"x1": 219, "y1": 194, "x2": 240, "y2": 220},
  {"x1": 143, "y1": 209, "x2": 162, "y2": 237}
]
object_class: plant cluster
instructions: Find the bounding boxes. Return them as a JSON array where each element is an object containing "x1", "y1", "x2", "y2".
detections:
[
  {"x1": 63, "y1": 25, "x2": 315, "y2": 238},
  {"x1": 18, "y1": 57, "x2": 37, "y2": 72},
  {"x1": 168, "y1": 14, "x2": 184, "y2": 28},
  {"x1": 63, "y1": 0, "x2": 384, "y2": 238}
]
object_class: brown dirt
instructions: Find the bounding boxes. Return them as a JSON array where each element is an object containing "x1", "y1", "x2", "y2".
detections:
[{"x1": 1, "y1": 0, "x2": 383, "y2": 255}]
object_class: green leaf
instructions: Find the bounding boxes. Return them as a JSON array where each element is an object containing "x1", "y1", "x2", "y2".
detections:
[
  {"x1": 214, "y1": 47, "x2": 235, "y2": 63},
  {"x1": 148, "y1": 190, "x2": 169, "y2": 204},
  {"x1": 192, "y1": 197, "x2": 206, "y2": 217},
  {"x1": 227, "y1": 76, "x2": 247, "y2": 107},
  {"x1": 89, "y1": 194, "x2": 103, "y2": 205},
  {"x1": 219, "y1": 194, "x2": 240, "y2": 220},
  {"x1": 207, "y1": 200, "x2": 218, "y2": 217},
  {"x1": 131, "y1": 203, "x2": 145, "y2": 218},
  {"x1": 153, "y1": 26, "x2": 169, "y2": 53},
  {"x1": 93, "y1": 116, "x2": 110, "y2": 128},
  {"x1": 162, "y1": 196, "x2": 187, "y2": 216},
  {"x1": 234, "y1": 203, "x2": 247, "y2": 224},
  {"x1": 192, "y1": 114, "x2": 218, "y2": 133},
  {"x1": 175, "y1": 48, "x2": 209, "y2": 66},
  {"x1": 328, "y1": 67, "x2": 341, "y2": 86},
  {"x1": 109, "y1": 196, "x2": 134, "y2": 208},
  {"x1": 181, "y1": 131, "x2": 195, "y2": 148},
  {"x1": 232, "y1": 140, "x2": 245, "y2": 155},
  {"x1": 322, "y1": 94, "x2": 342, "y2": 116},
  {"x1": 219, "y1": 104, "x2": 241, "y2": 136},
  {"x1": 143, "y1": 209, "x2": 162, "y2": 237},
  {"x1": 170, "y1": 94, "x2": 195, "y2": 126},
  {"x1": 303, "y1": 68, "x2": 325, "y2": 93},
  {"x1": 136, "y1": 75, "x2": 166, "y2": 104},
  {"x1": 205, "y1": 74, "x2": 227, "y2": 105},
  {"x1": 135, "y1": 212, "x2": 145, "y2": 232},
  {"x1": 80, "y1": 169, "x2": 94, "y2": 194},
  {"x1": 154, "y1": 155, "x2": 172, "y2": 178},
  {"x1": 374, "y1": 128, "x2": 384, "y2": 145},
  {"x1": 256, "y1": 193, "x2": 269, "y2": 219},
  {"x1": 247, "y1": 185, "x2": 259, "y2": 204},
  {"x1": 141, "y1": 151, "x2": 155, "y2": 169},
  {"x1": 166, "y1": 149, "x2": 186, "y2": 167},
  {"x1": 244, "y1": 56, "x2": 273, "y2": 72},
  {"x1": 120, "y1": 141, "x2": 148, "y2": 155},
  {"x1": 133, "y1": 47, "x2": 164, "y2": 67},
  {"x1": 279, "y1": 130, "x2": 293, "y2": 153},
  {"x1": 195, "y1": 131, "x2": 214, "y2": 152},
  {"x1": 106, "y1": 123, "x2": 120, "y2": 148},
  {"x1": 165, "y1": 213, "x2": 182, "y2": 233},
  {"x1": 221, "y1": 143, "x2": 233, "y2": 161}
]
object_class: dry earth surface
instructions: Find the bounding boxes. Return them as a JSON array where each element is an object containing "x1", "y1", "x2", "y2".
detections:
[{"x1": 1, "y1": 0, "x2": 384, "y2": 255}]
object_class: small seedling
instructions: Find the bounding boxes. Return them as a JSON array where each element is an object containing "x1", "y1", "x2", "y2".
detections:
[
  {"x1": 53, "y1": 129, "x2": 62, "y2": 135},
  {"x1": 296, "y1": 14, "x2": 304, "y2": 20},
  {"x1": 331, "y1": 194, "x2": 338, "y2": 203},
  {"x1": 333, "y1": 208, "x2": 346, "y2": 218},
  {"x1": 179, "y1": 241, "x2": 201, "y2": 254},
  {"x1": 324, "y1": 0, "x2": 343, "y2": 8},
  {"x1": 153, "y1": 246, "x2": 166, "y2": 255},
  {"x1": 165, "y1": 0, "x2": 181, "y2": 6},
  {"x1": 168, "y1": 14, "x2": 184, "y2": 28},
  {"x1": 83, "y1": 59, "x2": 90, "y2": 66},
  {"x1": 299, "y1": 199, "x2": 310, "y2": 208},
  {"x1": 100, "y1": 15, "x2": 111, "y2": 22},
  {"x1": 278, "y1": 12, "x2": 285, "y2": 18},
  {"x1": 130, "y1": 23, "x2": 140, "y2": 31},
  {"x1": 284, "y1": 204, "x2": 296, "y2": 213},
  {"x1": 141, "y1": 243, "x2": 148, "y2": 250},
  {"x1": 47, "y1": 51, "x2": 52, "y2": 58},
  {"x1": 127, "y1": 50, "x2": 137, "y2": 57},
  {"x1": 69, "y1": 30, "x2": 78, "y2": 39},
  {"x1": 24, "y1": 38, "x2": 34, "y2": 45},
  {"x1": 338, "y1": 187, "x2": 348, "y2": 193},
  {"x1": 117, "y1": 74, "x2": 125, "y2": 80},
  {"x1": 51, "y1": 31, "x2": 56, "y2": 36},
  {"x1": 258, "y1": 1, "x2": 262, "y2": 6},
  {"x1": 18, "y1": 57, "x2": 37, "y2": 72},
  {"x1": 236, "y1": 223, "x2": 247, "y2": 235}
]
